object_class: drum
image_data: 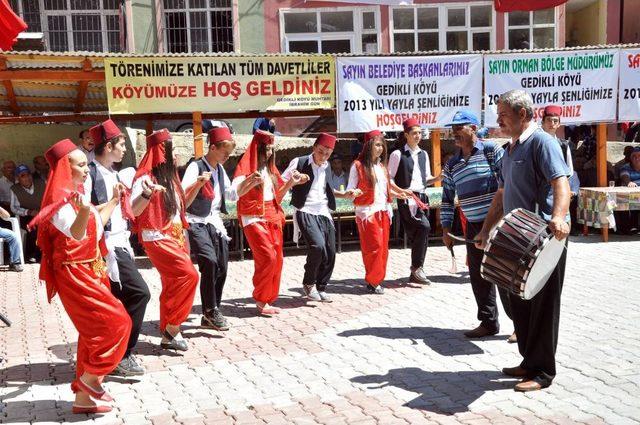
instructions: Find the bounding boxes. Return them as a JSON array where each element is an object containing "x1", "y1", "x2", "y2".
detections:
[{"x1": 480, "y1": 208, "x2": 565, "y2": 300}]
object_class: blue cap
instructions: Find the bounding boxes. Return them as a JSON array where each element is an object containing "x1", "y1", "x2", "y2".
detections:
[
  {"x1": 447, "y1": 110, "x2": 480, "y2": 127},
  {"x1": 14, "y1": 164, "x2": 31, "y2": 177}
]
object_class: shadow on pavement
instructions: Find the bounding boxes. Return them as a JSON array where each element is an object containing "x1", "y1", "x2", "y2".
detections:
[
  {"x1": 337, "y1": 326, "x2": 511, "y2": 356},
  {"x1": 428, "y1": 273, "x2": 470, "y2": 284},
  {"x1": 0, "y1": 400, "x2": 102, "y2": 422},
  {"x1": 351, "y1": 367, "x2": 516, "y2": 414}
]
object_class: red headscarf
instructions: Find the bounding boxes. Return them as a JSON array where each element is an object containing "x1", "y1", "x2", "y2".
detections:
[
  {"x1": 134, "y1": 128, "x2": 171, "y2": 181},
  {"x1": 28, "y1": 139, "x2": 81, "y2": 301},
  {"x1": 233, "y1": 130, "x2": 280, "y2": 179}
]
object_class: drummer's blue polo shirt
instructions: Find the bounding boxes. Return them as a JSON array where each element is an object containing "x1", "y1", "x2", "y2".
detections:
[{"x1": 499, "y1": 122, "x2": 571, "y2": 222}]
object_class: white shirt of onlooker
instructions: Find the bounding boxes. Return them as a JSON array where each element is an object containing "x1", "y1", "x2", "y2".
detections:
[
  {"x1": 10, "y1": 184, "x2": 34, "y2": 217},
  {"x1": 0, "y1": 175, "x2": 14, "y2": 205},
  {"x1": 327, "y1": 168, "x2": 348, "y2": 191},
  {"x1": 181, "y1": 158, "x2": 237, "y2": 241}
]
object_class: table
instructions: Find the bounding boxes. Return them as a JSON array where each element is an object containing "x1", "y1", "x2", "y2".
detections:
[
  {"x1": 577, "y1": 186, "x2": 640, "y2": 241},
  {"x1": 222, "y1": 187, "x2": 444, "y2": 258}
]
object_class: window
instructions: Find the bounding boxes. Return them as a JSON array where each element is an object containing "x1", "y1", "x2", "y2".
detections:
[
  {"x1": 507, "y1": 9, "x2": 556, "y2": 49},
  {"x1": 163, "y1": 0, "x2": 234, "y2": 53},
  {"x1": 391, "y1": 2, "x2": 494, "y2": 53},
  {"x1": 281, "y1": 7, "x2": 379, "y2": 54},
  {"x1": 9, "y1": 0, "x2": 122, "y2": 52}
]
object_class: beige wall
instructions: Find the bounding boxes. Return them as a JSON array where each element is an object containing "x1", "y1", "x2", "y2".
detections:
[{"x1": 566, "y1": 0, "x2": 607, "y2": 46}]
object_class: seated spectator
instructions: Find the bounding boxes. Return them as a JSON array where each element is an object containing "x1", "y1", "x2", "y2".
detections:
[
  {"x1": 77, "y1": 129, "x2": 95, "y2": 163},
  {"x1": 350, "y1": 134, "x2": 364, "y2": 160},
  {"x1": 10, "y1": 164, "x2": 44, "y2": 262},
  {"x1": 0, "y1": 206, "x2": 22, "y2": 271},
  {"x1": 0, "y1": 160, "x2": 16, "y2": 211},
  {"x1": 616, "y1": 147, "x2": 640, "y2": 234},
  {"x1": 327, "y1": 153, "x2": 348, "y2": 191},
  {"x1": 614, "y1": 146, "x2": 634, "y2": 182},
  {"x1": 32, "y1": 155, "x2": 50, "y2": 183},
  {"x1": 252, "y1": 117, "x2": 276, "y2": 134}
]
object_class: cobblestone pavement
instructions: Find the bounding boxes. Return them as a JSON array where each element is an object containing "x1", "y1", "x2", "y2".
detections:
[{"x1": 1, "y1": 235, "x2": 639, "y2": 424}]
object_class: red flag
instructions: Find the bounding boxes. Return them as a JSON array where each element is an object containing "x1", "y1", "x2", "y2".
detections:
[
  {"x1": 0, "y1": 0, "x2": 28, "y2": 51},
  {"x1": 494, "y1": 0, "x2": 567, "y2": 12}
]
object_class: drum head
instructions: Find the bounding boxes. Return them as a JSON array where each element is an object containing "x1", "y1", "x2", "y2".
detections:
[{"x1": 523, "y1": 237, "x2": 565, "y2": 300}]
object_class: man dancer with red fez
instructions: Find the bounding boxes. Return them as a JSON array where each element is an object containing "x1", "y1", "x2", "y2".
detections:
[
  {"x1": 181, "y1": 127, "x2": 237, "y2": 331},
  {"x1": 388, "y1": 118, "x2": 441, "y2": 285},
  {"x1": 29, "y1": 139, "x2": 131, "y2": 414},
  {"x1": 348, "y1": 130, "x2": 409, "y2": 294},
  {"x1": 232, "y1": 130, "x2": 306, "y2": 315},
  {"x1": 131, "y1": 129, "x2": 199, "y2": 351},
  {"x1": 282, "y1": 133, "x2": 355, "y2": 302},
  {"x1": 85, "y1": 119, "x2": 150, "y2": 376}
]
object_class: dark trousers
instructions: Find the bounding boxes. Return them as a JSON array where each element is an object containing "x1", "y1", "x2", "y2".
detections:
[
  {"x1": 296, "y1": 211, "x2": 336, "y2": 291},
  {"x1": 614, "y1": 210, "x2": 640, "y2": 234},
  {"x1": 398, "y1": 193, "x2": 430, "y2": 269},
  {"x1": 511, "y1": 238, "x2": 568, "y2": 385},
  {"x1": 19, "y1": 216, "x2": 40, "y2": 261},
  {"x1": 111, "y1": 247, "x2": 151, "y2": 358},
  {"x1": 465, "y1": 221, "x2": 512, "y2": 330},
  {"x1": 188, "y1": 223, "x2": 229, "y2": 317}
]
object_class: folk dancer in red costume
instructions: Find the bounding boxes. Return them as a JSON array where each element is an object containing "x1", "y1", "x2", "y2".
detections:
[
  {"x1": 29, "y1": 139, "x2": 131, "y2": 414},
  {"x1": 130, "y1": 129, "x2": 199, "y2": 351},
  {"x1": 231, "y1": 130, "x2": 306, "y2": 315},
  {"x1": 347, "y1": 130, "x2": 410, "y2": 294}
]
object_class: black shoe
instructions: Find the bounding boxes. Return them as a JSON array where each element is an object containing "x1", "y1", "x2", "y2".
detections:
[
  {"x1": 367, "y1": 284, "x2": 384, "y2": 294},
  {"x1": 9, "y1": 263, "x2": 23, "y2": 272},
  {"x1": 111, "y1": 355, "x2": 145, "y2": 376},
  {"x1": 201, "y1": 309, "x2": 229, "y2": 331},
  {"x1": 160, "y1": 329, "x2": 188, "y2": 351}
]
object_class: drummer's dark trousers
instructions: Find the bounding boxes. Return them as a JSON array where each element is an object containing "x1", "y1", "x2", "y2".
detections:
[
  {"x1": 296, "y1": 212, "x2": 336, "y2": 292},
  {"x1": 511, "y1": 238, "x2": 568, "y2": 386},
  {"x1": 398, "y1": 194, "x2": 430, "y2": 269},
  {"x1": 465, "y1": 221, "x2": 512, "y2": 330}
]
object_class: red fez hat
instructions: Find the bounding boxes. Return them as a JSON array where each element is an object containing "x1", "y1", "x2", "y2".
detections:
[
  {"x1": 45, "y1": 139, "x2": 77, "y2": 167},
  {"x1": 146, "y1": 128, "x2": 171, "y2": 147},
  {"x1": 364, "y1": 129, "x2": 382, "y2": 143},
  {"x1": 403, "y1": 118, "x2": 421, "y2": 132},
  {"x1": 253, "y1": 129, "x2": 274, "y2": 145},
  {"x1": 208, "y1": 127, "x2": 233, "y2": 145},
  {"x1": 89, "y1": 119, "x2": 122, "y2": 146},
  {"x1": 543, "y1": 105, "x2": 562, "y2": 117},
  {"x1": 315, "y1": 133, "x2": 336, "y2": 149}
]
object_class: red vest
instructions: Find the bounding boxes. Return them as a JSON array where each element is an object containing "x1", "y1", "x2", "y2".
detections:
[
  {"x1": 136, "y1": 174, "x2": 188, "y2": 232},
  {"x1": 237, "y1": 178, "x2": 284, "y2": 221},
  {"x1": 51, "y1": 208, "x2": 107, "y2": 265},
  {"x1": 353, "y1": 160, "x2": 392, "y2": 207}
]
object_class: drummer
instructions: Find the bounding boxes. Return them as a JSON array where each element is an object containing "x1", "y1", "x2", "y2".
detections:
[
  {"x1": 475, "y1": 90, "x2": 571, "y2": 392},
  {"x1": 440, "y1": 110, "x2": 514, "y2": 342}
]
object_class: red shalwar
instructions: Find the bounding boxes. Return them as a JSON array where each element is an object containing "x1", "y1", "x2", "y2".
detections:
[
  {"x1": 242, "y1": 200, "x2": 284, "y2": 304},
  {"x1": 352, "y1": 160, "x2": 392, "y2": 287},
  {"x1": 48, "y1": 208, "x2": 131, "y2": 378}
]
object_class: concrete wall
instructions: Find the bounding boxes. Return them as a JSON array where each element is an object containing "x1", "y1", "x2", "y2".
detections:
[
  {"x1": 237, "y1": 0, "x2": 265, "y2": 53},
  {"x1": 130, "y1": 0, "x2": 158, "y2": 53},
  {"x1": 622, "y1": 0, "x2": 640, "y2": 43},
  {"x1": 566, "y1": 0, "x2": 606, "y2": 46}
]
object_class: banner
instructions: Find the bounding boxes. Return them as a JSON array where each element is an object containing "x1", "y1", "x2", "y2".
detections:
[
  {"x1": 484, "y1": 49, "x2": 619, "y2": 126},
  {"x1": 619, "y1": 48, "x2": 640, "y2": 121},
  {"x1": 336, "y1": 55, "x2": 482, "y2": 133},
  {"x1": 105, "y1": 56, "x2": 335, "y2": 114}
]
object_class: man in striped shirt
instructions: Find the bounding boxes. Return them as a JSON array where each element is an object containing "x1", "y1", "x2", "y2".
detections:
[{"x1": 441, "y1": 110, "x2": 513, "y2": 341}]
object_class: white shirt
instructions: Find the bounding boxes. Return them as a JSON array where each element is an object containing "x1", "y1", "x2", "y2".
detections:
[
  {"x1": 0, "y1": 175, "x2": 14, "y2": 205},
  {"x1": 231, "y1": 167, "x2": 275, "y2": 228},
  {"x1": 327, "y1": 169, "x2": 348, "y2": 191},
  {"x1": 181, "y1": 158, "x2": 237, "y2": 240},
  {"x1": 52, "y1": 203, "x2": 103, "y2": 241},
  {"x1": 388, "y1": 144, "x2": 433, "y2": 193},
  {"x1": 131, "y1": 174, "x2": 182, "y2": 242},
  {"x1": 347, "y1": 162, "x2": 393, "y2": 221},
  {"x1": 281, "y1": 155, "x2": 332, "y2": 219},
  {"x1": 78, "y1": 146, "x2": 95, "y2": 163},
  {"x1": 10, "y1": 184, "x2": 34, "y2": 217}
]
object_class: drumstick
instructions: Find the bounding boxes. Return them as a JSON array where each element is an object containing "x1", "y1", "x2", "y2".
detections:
[{"x1": 446, "y1": 233, "x2": 477, "y2": 244}]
